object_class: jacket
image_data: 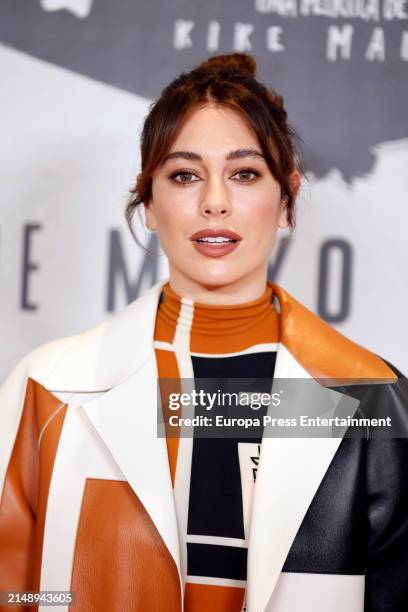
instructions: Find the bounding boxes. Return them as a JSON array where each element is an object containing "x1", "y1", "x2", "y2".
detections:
[{"x1": 0, "y1": 279, "x2": 407, "y2": 612}]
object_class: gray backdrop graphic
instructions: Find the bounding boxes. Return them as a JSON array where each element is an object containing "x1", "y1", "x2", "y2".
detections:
[{"x1": 1, "y1": 0, "x2": 407, "y2": 179}]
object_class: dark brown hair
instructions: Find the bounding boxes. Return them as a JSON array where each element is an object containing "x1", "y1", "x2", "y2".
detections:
[{"x1": 125, "y1": 52, "x2": 305, "y2": 245}]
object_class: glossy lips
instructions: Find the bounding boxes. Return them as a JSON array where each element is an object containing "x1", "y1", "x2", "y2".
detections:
[{"x1": 189, "y1": 228, "x2": 242, "y2": 258}]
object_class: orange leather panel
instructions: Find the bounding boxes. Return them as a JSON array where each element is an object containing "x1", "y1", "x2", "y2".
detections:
[
  {"x1": 0, "y1": 378, "x2": 66, "y2": 610},
  {"x1": 184, "y1": 583, "x2": 245, "y2": 611},
  {"x1": 0, "y1": 378, "x2": 37, "y2": 596},
  {"x1": 70, "y1": 478, "x2": 181, "y2": 612},
  {"x1": 270, "y1": 282, "x2": 398, "y2": 384}
]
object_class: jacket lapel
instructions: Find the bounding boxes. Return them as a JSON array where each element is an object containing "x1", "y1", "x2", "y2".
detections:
[
  {"x1": 79, "y1": 350, "x2": 182, "y2": 585},
  {"x1": 245, "y1": 344, "x2": 348, "y2": 612}
]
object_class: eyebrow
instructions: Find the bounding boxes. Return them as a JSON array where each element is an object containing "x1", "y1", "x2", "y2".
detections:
[{"x1": 161, "y1": 148, "x2": 265, "y2": 165}]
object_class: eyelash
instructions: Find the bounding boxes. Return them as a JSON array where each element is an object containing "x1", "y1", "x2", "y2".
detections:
[{"x1": 168, "y1": 167, "x2": 261, "y2": 186}]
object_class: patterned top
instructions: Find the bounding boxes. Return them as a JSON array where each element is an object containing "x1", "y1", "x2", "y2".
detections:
[{"x1": 154, "y1": 280, "x2": 280, "y2": 611}]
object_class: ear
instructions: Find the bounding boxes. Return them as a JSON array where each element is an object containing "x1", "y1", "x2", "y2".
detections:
[
  {"x1": 290, "y1": 169, "x2": 302, "y2": 200},
  {"x1": 278, "y1": 199, "x2": 289, "y2": 229},
  {"x1": 143, "y1": 199, "x2": 158, "y2": 231},
  {"x1": 278, "y1": 170, "x2": 301, "y2": 229}
]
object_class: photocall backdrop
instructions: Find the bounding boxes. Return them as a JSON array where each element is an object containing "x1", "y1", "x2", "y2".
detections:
[{"x1": 0, "y1": 0, "x2": 407, "y2": 380}]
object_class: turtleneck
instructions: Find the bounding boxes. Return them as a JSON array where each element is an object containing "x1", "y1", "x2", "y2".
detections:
[{"x1": 154, "y1": 280, "x2": 280, "y2": 353}]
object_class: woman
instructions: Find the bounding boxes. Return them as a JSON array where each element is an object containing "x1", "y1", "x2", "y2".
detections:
[{"x1": 0, "y1": 53, "x2": 407, "y2": 612}]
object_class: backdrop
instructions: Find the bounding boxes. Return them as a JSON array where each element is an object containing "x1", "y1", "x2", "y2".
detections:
[{"x1": 1, "y1": 0, "x2": 407, "y2": 380}]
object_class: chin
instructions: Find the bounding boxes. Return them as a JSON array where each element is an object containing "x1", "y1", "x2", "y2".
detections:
[{"x1": 186, "y1": 266, "x2": 247, "y2": 289}]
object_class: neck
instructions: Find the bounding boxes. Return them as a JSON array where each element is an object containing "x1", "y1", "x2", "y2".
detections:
[{"x1": 168, "y1": 264, "x2": 269, "y2": 306}]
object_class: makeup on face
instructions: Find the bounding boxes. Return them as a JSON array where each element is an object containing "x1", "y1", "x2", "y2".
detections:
[
  {"x1": 189, "y1": 228, "x2": 242, "y2": 258},
  {"x1": 145, "y1": 105, "x2": 286, "y2": 299}
]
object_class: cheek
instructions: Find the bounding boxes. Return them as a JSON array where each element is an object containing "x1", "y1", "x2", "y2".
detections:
[
  {"x1": 152, "y1": 194, "x2": 195, "y2": 245},
  {"x1": 238, "y1": 194, "x2": 281, "y2": 237},
  {"x1": 168, "y1": 191, "x2": 200, "y2": 223},
  {"x1": 150, "y1": 187, "x2": 177, "y2": 230}
]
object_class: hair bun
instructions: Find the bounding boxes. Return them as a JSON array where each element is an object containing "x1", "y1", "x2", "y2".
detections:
[{"x1": 198, "y1": 53, "x2": 256, "y2": 78}]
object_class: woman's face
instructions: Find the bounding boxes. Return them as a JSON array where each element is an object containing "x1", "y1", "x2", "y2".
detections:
[{"x1": 145, "y1": 104, "x2": 300, "y2": 300}]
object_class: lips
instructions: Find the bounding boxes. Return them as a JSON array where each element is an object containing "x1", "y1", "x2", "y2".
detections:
[
  {"x1": 189, "y1": 228, "x2": 242, "y2": 258},
  {"x1": 189, "y1": 228, "x2": 242, "y2": 242}
]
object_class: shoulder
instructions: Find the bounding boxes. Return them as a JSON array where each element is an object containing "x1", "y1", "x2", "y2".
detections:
[
  {"x1": 2, "y1": 334, "x2": 79, "y2": 390},
  {"x1": 270, "y1": 282, "x2": 400, "y2": 383},
  {"x1": 0, "y1": 280, "x2": 166, "y2": 490},
  {"x1": 0, "y1": 319, "x2": 113, "y2": 494},
  {"x1": 0, "y1": 321, "x2": 108, "y2": 394}
]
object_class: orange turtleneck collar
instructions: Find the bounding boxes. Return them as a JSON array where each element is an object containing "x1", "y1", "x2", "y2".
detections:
[{"x1": 154, "y1": 281, "x2": 280, "y2": 353}]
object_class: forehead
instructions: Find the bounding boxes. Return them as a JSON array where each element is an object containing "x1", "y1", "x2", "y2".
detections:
[{"x1": 168, "y1": 104, "x2": 260, "y2": 152}]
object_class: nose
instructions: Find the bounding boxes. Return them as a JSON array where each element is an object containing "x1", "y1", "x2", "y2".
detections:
[{"x1": 199, "y1": 176, "x2": 232, "y2": 218}]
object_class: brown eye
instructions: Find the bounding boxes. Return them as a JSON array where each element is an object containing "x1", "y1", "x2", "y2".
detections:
[
  {"x1": 169, "y1": 170, "x2": 200, "y2": 185},
  {"x1": 231, "y1": 168, "x2": 260, "y2": 183}
]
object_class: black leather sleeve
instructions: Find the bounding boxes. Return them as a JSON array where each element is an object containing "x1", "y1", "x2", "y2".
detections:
[{"x1": 364, "y1": 374, "x2": 408, "y2": 612}]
